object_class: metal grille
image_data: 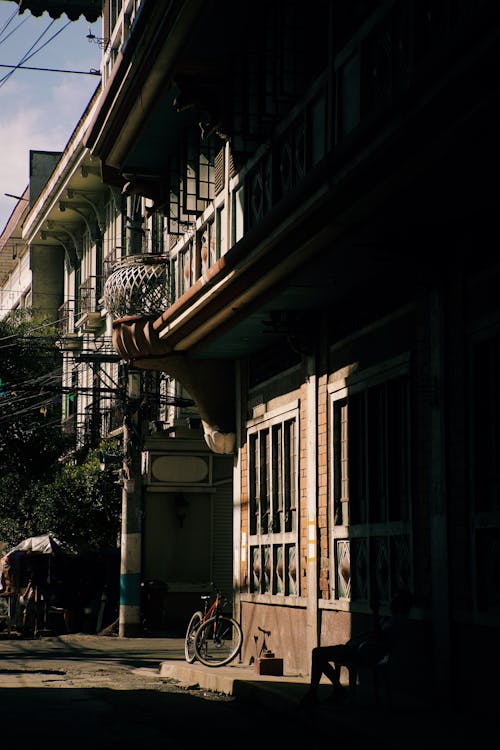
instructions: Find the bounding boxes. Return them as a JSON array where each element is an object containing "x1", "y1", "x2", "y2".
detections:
[
  {"x1": 79, "y1": 276, "x2": 103, "y2": 314},
  {"x1": 57, "y1": 300, "x2": 75, "y2": 335}
]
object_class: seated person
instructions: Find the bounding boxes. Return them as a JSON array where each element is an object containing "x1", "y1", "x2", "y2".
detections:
[{"x1": 300, "y1": 588, "x2": 413, "y2": 707}]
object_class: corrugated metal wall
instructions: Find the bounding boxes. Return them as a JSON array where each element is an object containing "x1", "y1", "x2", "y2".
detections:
[{"x1": 211, "y1": 481, "x2": 234, "y2": 602}]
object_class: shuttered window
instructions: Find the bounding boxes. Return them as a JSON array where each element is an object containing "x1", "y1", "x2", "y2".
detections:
[
  {"x1": 248, "y1": 406, "x2": 299, "y2": 596},
  {"x1": 329, "y1": 358, "x2": 412, "y2": 607}
]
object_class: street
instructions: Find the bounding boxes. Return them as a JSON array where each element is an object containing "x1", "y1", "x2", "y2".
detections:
[
  {"x1": 1, "y1": 631, "x2": 489, "y2": 750},
  {"x1": 0, "y1": 633, "x2": 327, "y2": 749}
]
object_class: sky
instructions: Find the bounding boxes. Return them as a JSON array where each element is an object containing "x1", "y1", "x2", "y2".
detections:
[{"x1": 0, "y1": 1, "x2": 102, "y2": 232}]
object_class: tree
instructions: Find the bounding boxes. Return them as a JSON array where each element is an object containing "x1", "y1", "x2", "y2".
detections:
[
  {"x1": 0, "y1": 310, "x2": 122, "y2": 552},
  {"x1": 0, "y1": 309, "x2": 66, "y2": 477},
  {"x1": 32, "y1": 445, "x2": 122, "y2": 552}
]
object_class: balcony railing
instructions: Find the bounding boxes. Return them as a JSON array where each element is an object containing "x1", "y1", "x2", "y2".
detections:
[
  {"x1": 57, "y1": 300, "x2": 75, "y2": 336},
  {"x1": 82, "y1": 401, "x2": 100, "y2": 448},
  {"x1": 103, "y1": 248, "x2": 122, "y2": 280},
  {"x1": 99, "y1": 0, "x2": 493, "y2": 321},
  {"x1": 102, "y1": 398, "x2": 126, "y2": 435},
  {"x1": 79, "y1": 276, "x2": 104, "y2": 315},
  {"x1": 165, "y1": 0, "x2": 493, "y2": 306}
]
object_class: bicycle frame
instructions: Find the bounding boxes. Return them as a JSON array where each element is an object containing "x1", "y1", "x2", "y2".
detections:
[
  {"x1": 185, "y1": 587, "x2": 242, "y2": 667},
  {"x1": 199, "y1": 590, "x2": 224, "y2": 625}
]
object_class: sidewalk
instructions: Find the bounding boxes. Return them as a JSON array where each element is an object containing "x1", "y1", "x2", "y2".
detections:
[
  {"x1": 0, "y1": 631, "x2": 493, "y2": 747},
  {"x1": 158, "y1": 644, "x2": 492, "y2": 749}
]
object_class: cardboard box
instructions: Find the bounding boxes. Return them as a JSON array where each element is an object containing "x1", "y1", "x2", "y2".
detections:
[{"x1": 254, "y1": 657, "x2": 284, "y2": 676}]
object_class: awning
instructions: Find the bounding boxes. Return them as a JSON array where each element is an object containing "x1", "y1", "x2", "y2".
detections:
[{"x1": 16, "y1": 1, "x2": 101, "y2": 22}]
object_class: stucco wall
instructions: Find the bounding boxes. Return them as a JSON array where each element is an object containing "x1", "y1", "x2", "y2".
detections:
[{"x1": 240, "y1": 599, "x2": 308, "y2": 674}]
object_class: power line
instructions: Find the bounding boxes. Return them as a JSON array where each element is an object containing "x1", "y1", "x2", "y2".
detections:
[
  {"x1": 0, "y1": 370, "x2": 61, "y2": 394},
  {"x1": 0, "y1": 17, "x2": 91, "y2": 89},
  {"x1": 0, "y1": 289, "x2": 64, "y2": 295},
  {"x1": 0, "y1": 316, "x2": 75, "y2": 341},
  {"x1": 0, "y1": 394, "x2": 58, "y2": 421},
  {"x1": 0, "y1": 62, "x2": 100, "y2": 76},
  {"x1": 0, "y1": 7, "x2": 23, "y2": 44},
  {"x1": 0, "y1": 15, "x2": 57, "y2": 87}
]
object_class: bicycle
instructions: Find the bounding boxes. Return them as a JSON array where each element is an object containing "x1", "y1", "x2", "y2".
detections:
[{"x1": 184, "y1": 587, "x2": 243, "y2": 667}]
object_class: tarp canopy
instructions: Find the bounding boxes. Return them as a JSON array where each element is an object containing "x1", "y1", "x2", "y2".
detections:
[
  {"x1": 1, "y1": 535, "x2": 69, "y2": 596},
  {"x1": 6, "y1": 534, "x2": 68, "y2": 556}
]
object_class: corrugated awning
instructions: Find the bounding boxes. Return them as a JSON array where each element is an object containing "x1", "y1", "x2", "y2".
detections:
[{"x1": 17, "y1": 0, "x2": 101, "y2": 22}]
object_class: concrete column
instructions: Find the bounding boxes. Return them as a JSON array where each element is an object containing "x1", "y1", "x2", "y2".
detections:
[
  {"x1": 305, "y1": 354, "x2": 319, "y2": 659},
  {"x1": 428, "y1": 287, "x2": 452, "y2": 703},
  {"x1": 119, "y1": 372, "x2": 143, "y2": 637},
  {"x1": 233, "y1": 362, "x2": 242, "y2": 641}
]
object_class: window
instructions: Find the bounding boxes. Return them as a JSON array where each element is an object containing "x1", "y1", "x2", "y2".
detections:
[
  {"x1": 233, "y1": 186, "x2": 245, "y2": 243},
  {"x1": 103, "y1": 197, "x2": 121, "y2": 279},
  {"x1": 248, "y1": 407, "x2": 298, "y2": 596},
  {"x1": 329, "y1": 359, "x2": 412, "y2": 607},
  {"x1": 216, "y1": 204, "x2": 226, "y2": 258},
  {"x1": 471, "y1": 332, "x2": 500, "y2": 613},
  {"x1": 198, "y1": 219, "x2": 214, "y2": 275},
  {"x1": 179, "y1": 241, "x2": 193, "y2": 296}
]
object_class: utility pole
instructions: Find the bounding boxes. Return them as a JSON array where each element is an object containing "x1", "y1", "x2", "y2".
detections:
[{"x1": 119, "y1": 367, "x2": 144, "y2": 637}]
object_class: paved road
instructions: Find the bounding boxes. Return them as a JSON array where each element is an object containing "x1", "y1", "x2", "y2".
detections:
[
  {"x1": 1, "y1": 632, "x2": 491, "y2": 749},
  {"x1": 0, "y1": 633, "x2": 333, "y2": 749}
]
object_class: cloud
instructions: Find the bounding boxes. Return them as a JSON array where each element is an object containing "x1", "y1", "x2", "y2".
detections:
[
  {"x1": 0, "y1": 10, "x2": 100, "y2": 231},
  {"x1": 0, "y1": 71, "x2": 96, "y2": 231},
  {"x1": 51, "y1": 75, "x2": 98, "y2": 121}
]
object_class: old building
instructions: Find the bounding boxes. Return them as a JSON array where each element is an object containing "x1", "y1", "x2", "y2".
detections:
[
  {"x1": 0, "y1": 152, "x2": 63, "y2": 321},
  {"x1": 10, "y1": 4, "x2": 234, "y2": 637},
  {"x1": 7, "y1": 0, "x2": 500, "y2": 710}
]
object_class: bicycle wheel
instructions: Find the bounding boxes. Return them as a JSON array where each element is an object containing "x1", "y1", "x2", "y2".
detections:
[
  {"x1": 184, "y1": 610, "x2": 203, "y2": 663},
  {"x1": 194, "y1": 615, "x2": 243, "y2": 667}
]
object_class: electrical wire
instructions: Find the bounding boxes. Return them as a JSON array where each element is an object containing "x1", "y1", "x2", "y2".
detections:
[
  {"x1": 0, "y1": 340, "x2": 62, "y2": 351},
  {"x1": 0, "y1": 7, "x2": 22, "y2": 45},
  {"x1": 0, "y1": 376, "x2": 61, "y2": 401},
  {"x1": 0, "y1": 18, "x2": 74, "y2": 89},
  {"x1": 0, "y1": 10, "x2": 17, "y2": 44},
  {"x1": 0, "y1": 325, "x2": 192, "y2": 423},
  {"x1": 0, "y1": 62, "x2": 100, "y2": 76},
  {"x1": 0, "y1": 394, "x2": 57, "y2": 422},
  {"x1": 0, "y1": 368, "x2": 61, "y2": 393},
  {"x1": 0, "y1": 320, "x2": 116, "y2": 341},
  {"x1": 0, "y1": 385, "x2": 192, "y2": 423},
  {"x1": 1, "y1": 368, "x2": 61, "y2": 387},
  {"x1": 0, "y1": 16, "x2": 57, "y2": 87},
  {"x1": 0, "y1": 318, "x2": 64, "y2": 341}
]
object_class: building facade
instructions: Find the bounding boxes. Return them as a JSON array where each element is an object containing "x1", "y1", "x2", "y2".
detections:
[
  {"x1": 7, "y1": 0, "x2": 500, "y2": 710},
  {"x1": 10, "y1": 9, "x2": 234, "y2": 636},
  {"x1": 0, "y1": 152, "x2": 63, "y2": 322}
]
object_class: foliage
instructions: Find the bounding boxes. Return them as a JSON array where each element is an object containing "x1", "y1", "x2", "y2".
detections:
[
  {"x1": 0, "y1": 474, "x2": 44, "y2": 545},
  {"x1": 0, "y1": 309, "x2": 66, "y2": 476},
  {"x1": 0, "y1": 310, "x2": 122, "y2": 553},
  {"x1": 0, "y1": 442, "x2": 122, "y2": 552},
  {"x1": 32, "y1": 445, "x2": 122, "y2": 553}
]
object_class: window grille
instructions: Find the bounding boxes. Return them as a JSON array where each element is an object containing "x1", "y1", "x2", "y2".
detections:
[
  {"x1": 330, "y1": 363, "x2": 412, "y2": 606},
  {"x1": 248, "y1": 407, "x2": 298, "y2": 596},
  {"x1": 471, "y1": 333, "x2": 500, "y2": 612}
]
